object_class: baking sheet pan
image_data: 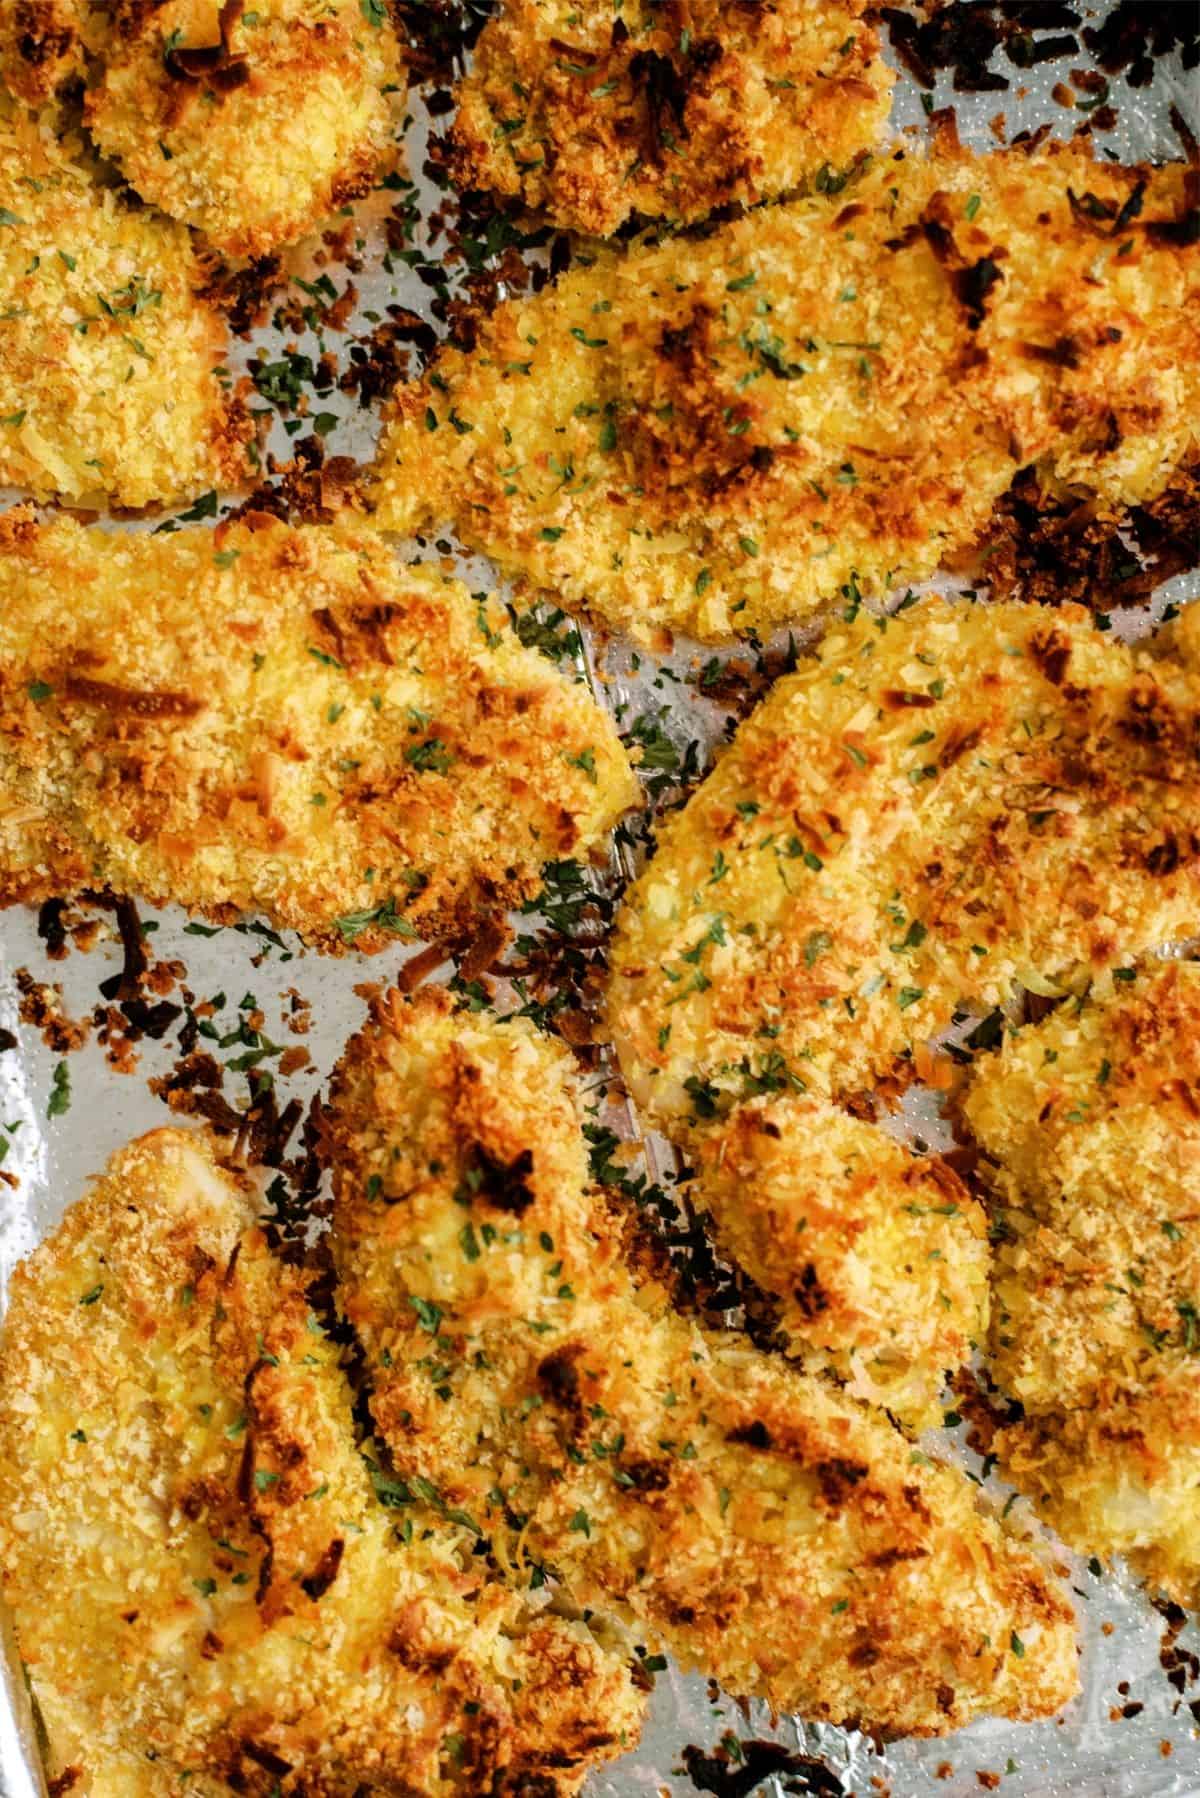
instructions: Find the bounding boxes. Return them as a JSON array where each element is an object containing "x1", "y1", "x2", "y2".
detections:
[{"x1": 1, "y1": 4, "x2": 1198, "y2": 1793}]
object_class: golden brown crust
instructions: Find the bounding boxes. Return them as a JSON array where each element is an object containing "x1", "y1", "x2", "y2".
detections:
[
  {"x1": 964, "y1": 962, "x2": 1200, "y2": 1606},
  {"x1": 0, "y1": 1126, "x2": 644, "y2": 1796},
  {"x1": 371, "y1": 139, "x2": 1199, "y2": 642},
  {"x1": 0, "y1": 510, "x2": 639, "y2": 950},
  {"x1": 607, "y1": 599, "x2": 1200, "y2": 1126},
  {"x1": 326, "y1": 988, "x2": 1079, "y2": 1737},
  {"x1": 450, "y1": 0, "x2": 892, "y2": 235},
  {"x1": 85, "y1": 0, "x2": 405, "y2": 257},
  {"x1": 0, "y1": 1, "x2": 404, "y2": 256},
  {"x1": 0, "y1": 109, "x2": 251, "y2": 507},
  {"x1": 688, "y1": 1097, "x2": 990, "y2": 1429},
  {"x1": 0, "y1": 0, "x2": 84, "y2": 101}
]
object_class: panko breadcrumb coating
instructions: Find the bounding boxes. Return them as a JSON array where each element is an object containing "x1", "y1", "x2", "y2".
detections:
[
  {"x1": 0, "y1": 108, "x2": 250, "y2": 507},
  {"x1": 327, "y1": 987, "x2": 1079, "y2": 1738},
  {"x1": 0, "y1": 1127, "x2": 643, "y2": 1796},
  {"x1": 0, "y1": 0, "x2": 404, "y2": 256},
  {"x1": 964, "y1": 963, "x2": 1200, "y2": 1608},
  {"x1": 449, "y1": 0, "x2": 892, "y2": 236},
  {"x1": 371, "y1": 138, "x2": 1199, "y2": 642},
  {"x1": 85, "y1": 0, "x2": 405, "y2": 257},
  {"x1": 688, "y1": 1098, "x2": 990, "y2": 1430},
  {"x1": 0, "y1": 510, "x2": 637, "y2": 950},
  {"x1": 607, "y1": 599, "x2": 1200, "y2": 1125}
]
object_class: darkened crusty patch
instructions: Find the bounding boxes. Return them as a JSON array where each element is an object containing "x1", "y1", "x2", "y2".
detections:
[{"x1": 446, "y1": 0, "x2": 894, "y2": 236}]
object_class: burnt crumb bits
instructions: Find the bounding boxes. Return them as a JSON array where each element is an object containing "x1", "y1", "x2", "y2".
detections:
[
  {"x1": 341, "y1": 307, "x2": 437, "y2": 407},
  {"x1": 201, "y1": 255, "x2": 285, "y2": 336},
  {"x1": 1083, "y1": 2, "x2": 1200, "y2": 87},
  {"x1": 880, "y1": 1, "x2": 1198, "y2": 100},
  {"x1": 226, "y1": 432, "x2": 362, "y2": 526},
  {"x1": 36, "y1": 897, "x2": 69, "y2": 959},
  {"x1": 1155, "y1": 1597, "x2": 1200, "y2": 1696},
  {"x1": 968, "y1": 458, "x2": 1200, "y2": 612},
  {"x1": 681, "y1": 1735, "x2": 846, "y2": 1797},
  {"x1": 878, "y1": 5, "x2": 1084, "y2": 95},
  {"x1": 14, "y1": 970, "x2": 89, "y2": 1055}
]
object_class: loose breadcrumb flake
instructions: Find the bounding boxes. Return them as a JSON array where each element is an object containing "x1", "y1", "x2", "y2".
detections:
[
  {"x1": 326, "y1": 987, "x2": 1078, "y2": 1738},
  {"x1": 0, "y1": 108, "x2": 250, "y2": 507},
  {"x1": 371, "y1": 139, "x2": 1199, "y2": 642},
  {"x1": 0, "y1": 510, "x2": 638, "y2": 950},
  {"x1": 688, "y1": 1097, "x2": 990, "y2": 1430},
  {"x1": 449, "y1": 0, "x2": 892, "y2": 236},
  {"x1": 607, "y1": 599, "x2": 1200, "y2": 1126},
  {"x1": 0, "y1": 1126, "x2": 643, "y2": 1796},
  {"x1": 83, "y1": 0, "x2": 406, "y2": 257},
  {"x1": 965, "y1": 962, "x2": 1200, "y2": 1608}
]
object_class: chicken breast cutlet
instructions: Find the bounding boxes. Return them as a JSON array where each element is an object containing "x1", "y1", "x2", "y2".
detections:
[
  {"x1": 371, "y1": 137, "x2": 1198, "y2": 642},
  {"x1": 326, "y1": 987, "x2": 1078, "y2": 1737},
  {"x1": 0, "y1": 1126, "x2": 643, "y2": 1796},
  {"x1": 0, "y1": 0, "x2": 404, "y2": 256},
  {"x1": 686, "y1": 1098, "x2": 990, "y2": 1430},
  {"x1": 0, "y1": 510, "x2": 637, "y2": 950},
  {"x1": 964, "y1": 963, "x2": 1200, "y2": 1608},
  {"x1": 0, "y1": 108, "x2": 250, "y2": 506},
  {"x1": 449, "y1": 0, "x2": 892, "y2": 236},
  {"x1": 607, "y1": 599, "x2": 1200, "y2": 1121}
]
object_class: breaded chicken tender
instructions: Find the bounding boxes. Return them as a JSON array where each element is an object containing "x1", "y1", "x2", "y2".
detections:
[
  {"x1": 85, "y1": 0, "x2": 405, "y2": 257},
  {"x1": 687, "y1": 1098, "x2": 990, "y2": 1429},
  {"x1": 607, "y1": 600, "x2": 1200, "y2": 1125},
  {"x1": 0, "y1": 0, "x2": 404, "y2": 256},
  {"x1": 0, "y1": 108, "x2": 250, "y2": 506},
  {"x1": 450, "y1": 0, "x2": 892, "y2": 236},
  {"x1": 0, "y1": 510, "x2": 637, "y2": 950},
  {"x1": 326, "y1": 987, "x2": 1079, "y2": 1738},
  {"x1": 371, "y1": 139, "x2": 1199, "y2": 642},
  {"x1": 964, "y1": 963, "x2": 1200, "y2": 1607},
  {"x1": 0, "y1": 1127, "x2": 643, "y2": 1796}
]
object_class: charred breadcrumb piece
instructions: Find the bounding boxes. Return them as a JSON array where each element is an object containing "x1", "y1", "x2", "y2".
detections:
[
  {"x1": 1082, "y1": 3, "x2": 1200, "y2": 88},
  {"x1": 0, "y1": 0, "x2": 84, "y2": 102},
  {"x1": 0, "y1": 0, "x2": 405, "y2": 256},
  {"x1": 391, "y1": 0, "x2": 493, "y2": 86},
  {"x1": 449, "y1": 0, "x2": 893, "y2": 236},
  {"x1": 0, "y1": 510, "x2": 638, "y2": 952},
  {"x1": 687, "y1": 1098, "x2": 990, "y2": 1430},
  {"x1": 683, "y1": 1737, "x2": 849, "y2": 1797},
  {"x1": 326, "y1": 987, "x2": 1079, "y2": 1738},
  {"x1": 0, "y1": 1126, "x2": 644, "y2": 1795},
  {"x1": 371, "y1": 137, "x2": 1199, "y2": 643},
  {"x1": 607, "y1": 599, "x2": 1200, "y2": 1127},
  {"x1": 0, "y1": 108, "x2": 251, "y2": 507},
  {"x1": 964, "y1": 962, "x2": 1200, "y2": 1609}
]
